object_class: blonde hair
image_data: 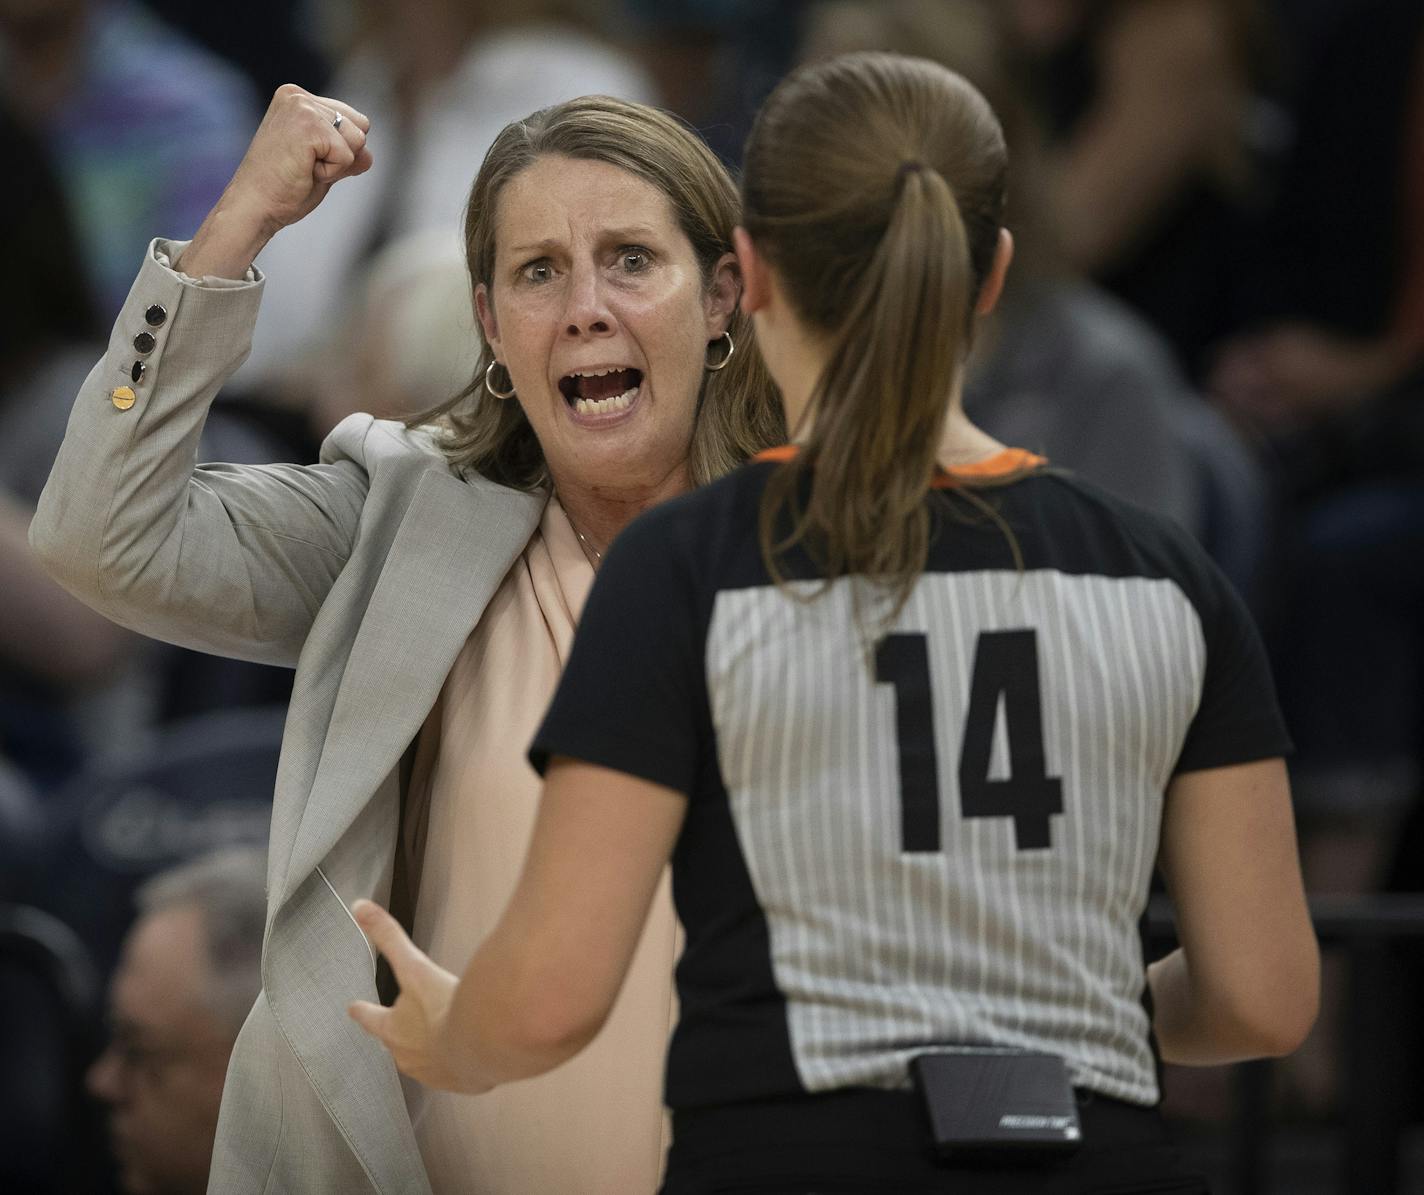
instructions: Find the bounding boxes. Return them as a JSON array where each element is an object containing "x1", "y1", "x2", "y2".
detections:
[
  {"x1": 743, "y1": 52, "x2": 1010, "y2": 617},
  {"x1": 411, "y1": 95, "x2": 782, "y2": 488}
]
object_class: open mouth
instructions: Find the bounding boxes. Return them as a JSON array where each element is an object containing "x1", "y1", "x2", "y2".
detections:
[{"x1": 557, "y1": 366, "x2": 643, "y2": 416}]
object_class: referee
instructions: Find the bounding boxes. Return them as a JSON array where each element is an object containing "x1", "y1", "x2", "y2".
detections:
[{"x1": 350, "y1": 51, "x2": 1319, "y2": 1193}]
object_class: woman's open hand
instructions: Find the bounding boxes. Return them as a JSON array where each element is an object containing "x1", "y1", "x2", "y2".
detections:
[
  {"x1": 181, "y1": 85, "x2": 373, "y2": 279},
  {"x1": 347, "y1": 900, "x2": 478, "y2": 1093}
]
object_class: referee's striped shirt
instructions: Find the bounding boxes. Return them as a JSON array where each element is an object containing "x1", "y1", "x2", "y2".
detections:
[{"x1": 532, "y1": 447, "x2": 1290, "y2": 1110}]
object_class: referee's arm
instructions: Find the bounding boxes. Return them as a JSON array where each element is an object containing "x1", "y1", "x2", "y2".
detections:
[{"x1": 1149, "y1": 757, "x2": 1320, "y2": 1065}]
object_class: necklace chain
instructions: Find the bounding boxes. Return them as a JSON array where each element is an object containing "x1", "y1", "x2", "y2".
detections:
[{"x1": 572, "y1": 523, "x2": 603, "y2": 563}]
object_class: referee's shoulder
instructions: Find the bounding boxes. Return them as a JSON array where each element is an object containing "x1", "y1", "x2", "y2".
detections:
[
  {"x1": 1030, "y1": 467, "x2": 1183, "y2": 534},
  {"x1": 1021, "y1": 466, "x2": 1217, "y2": 585}
]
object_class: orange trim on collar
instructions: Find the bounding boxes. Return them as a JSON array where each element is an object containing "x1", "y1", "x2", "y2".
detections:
[
  {"x1": 752, "y1": 444, "x2": 1046, "y2": 483},
  {"x1": 933, "y1": 446, "x2": 1047, "y2": 484}
]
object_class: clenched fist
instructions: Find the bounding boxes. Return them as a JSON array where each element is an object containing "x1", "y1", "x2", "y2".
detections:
[{"x1": 181, "y1": 84, "x2": 374, "y2": 280}]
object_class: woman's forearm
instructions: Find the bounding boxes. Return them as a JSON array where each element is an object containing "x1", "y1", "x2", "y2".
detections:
[
  {"x1": 439, "y1": 922, "x2": 604, "y2": 1092},
  {"x1": 1148, "y1": 947, "x2": 1310, "y2": 1065}
]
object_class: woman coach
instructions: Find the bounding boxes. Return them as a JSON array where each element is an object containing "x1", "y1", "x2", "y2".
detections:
[{"x1": 31, "y1": 85, "x2": 780, "y2": 1192}]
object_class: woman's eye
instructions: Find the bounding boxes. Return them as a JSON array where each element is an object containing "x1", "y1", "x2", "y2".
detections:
[
  {"x1": 620, "y1": 249, "x2": 650, "y2": 273},
  {"x1": 521, "y1": 261, "x2": 553, "y2": 283}
]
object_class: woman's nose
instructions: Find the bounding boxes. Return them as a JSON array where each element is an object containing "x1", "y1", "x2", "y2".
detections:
[{"x1": 562, "y1": 267, "x2": 616, "y2": 338}]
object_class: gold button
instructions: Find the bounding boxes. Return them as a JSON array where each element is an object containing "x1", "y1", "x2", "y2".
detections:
[{"x1": 111, "y1": 386, "x2": 136, "y2": 410}]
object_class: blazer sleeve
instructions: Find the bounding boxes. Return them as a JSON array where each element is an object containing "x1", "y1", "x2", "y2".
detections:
[{"x1": 29, "y1": 239, "x2": 371, "y2": 669}]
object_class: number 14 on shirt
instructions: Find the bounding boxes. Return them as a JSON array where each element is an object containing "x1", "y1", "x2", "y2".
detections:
[{"x1": 874, "y1": 629, "x2": 1064, "y2": 853}]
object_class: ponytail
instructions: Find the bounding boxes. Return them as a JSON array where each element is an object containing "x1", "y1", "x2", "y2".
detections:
[
  {"x1": 758, "y1": 162, "x2": 974, "y2": 624},
  {"x1": 744, "y1": 53, "x2": 1008, "y2": 631}
]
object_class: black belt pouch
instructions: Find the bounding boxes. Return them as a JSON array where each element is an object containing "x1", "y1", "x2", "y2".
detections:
[{"x1": 911, "y1": 1047, "x2": 1082, "y2": 1161}]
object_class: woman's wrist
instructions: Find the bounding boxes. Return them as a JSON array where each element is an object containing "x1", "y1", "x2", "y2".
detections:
[
  {"x1": 436, "y1": 987, "x2": 492, "y2": 1093},
  {"x1": 178, "y1": 191, "x2": 282, "y2": 281}
]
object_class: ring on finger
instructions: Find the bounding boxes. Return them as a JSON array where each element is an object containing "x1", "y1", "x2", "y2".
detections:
[{"x1": 332, "y1": 112, "x2": 343, "y2": 131}]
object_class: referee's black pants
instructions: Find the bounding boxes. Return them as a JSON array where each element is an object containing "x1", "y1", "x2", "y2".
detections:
[{"x1": 661, "y1": 1087, "x2": 1208, "y2": 1194}]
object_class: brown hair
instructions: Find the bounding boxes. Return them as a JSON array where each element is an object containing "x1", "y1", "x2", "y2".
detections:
[
  {"x1": 410, "y1": 95, "x2": 782, "y2": 489},
  {"x1": 742, "y1": 51, "x2": 1009, "y2": 617},
  {"x1": 800, "y1": 1, "x2": 1065, "y2": 301}
]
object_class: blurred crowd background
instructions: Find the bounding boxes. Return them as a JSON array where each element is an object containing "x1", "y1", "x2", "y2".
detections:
[{"x1": 1, "y1": 1, "x2": 1420, "y2": 1191}]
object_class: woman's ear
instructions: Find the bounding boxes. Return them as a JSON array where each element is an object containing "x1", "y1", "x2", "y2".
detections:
[
  {"x1": 733, "y1": 227, "x2": 772, "y2": 315},
  {"x1": 704, "y1": 251, "x2": 741, "y2": 336},
  {"x1": 975, "y1": 228, "x2": 1015, "y2": 317},
  {"x1": 474, "y1": 282, "x2": 503, "y2": 357}
]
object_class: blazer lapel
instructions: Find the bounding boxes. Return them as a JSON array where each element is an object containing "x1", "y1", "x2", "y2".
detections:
[
  {"x1": 264, "y1": 469, "x2": 543, "y2": 1192},
  {"x1": 281, "y1": 468, "x2": 544, "y2": 900}
]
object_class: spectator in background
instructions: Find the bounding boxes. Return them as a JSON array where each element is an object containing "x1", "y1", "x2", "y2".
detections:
[
  {"x1": 87, "y1": 848, "x2": 266, "y2": 1195},
  {"x1": 1210, "y1": 0, "x2": 1424, "y2": 881},
  {"x1": 25, "y1": 704, "x2": 282, "y2": 981},
  {"x1": 0, "y1": 754, "x2": 43, "y2": 901},
  {"x1": 621, "y1": 0, "x2": 803, "y2": 165},
  {"x1": 1205, "y1": 1, "x2": 1424, "y2": 1120},
  {"x1": 1217, "y1": 0, "x2": 1424, "y2": 426},
  {"x1": 142, "y1": 0, "x2": 329, "y2": 102},
  {"x1": 0, "y1": 490, "x2": 134, "y2": 785},
  {"x1": 0, "y1": 101, "x2": 133, "y2": 789},
  {"x1": 0, "y1": 102, "x2": 101, "y2": 503},
  {"x1": 0, "y1": 96, "x2": 291, "y2": 792},
  {"x1": 235, "y1": 0, "x2": 655, "y2": 397},
  {"x1": 307, "y1": 231, "x2": 483, "y2": 437},
  {"x1": 799, "y1": 0, "x2": 1268, "y2": 598},
  {"x1": 0, "y1": 0, "x2": 257, "y2": 319},
  {"x1": 1002, "y1": 0, "x2": 1272, "y2": 382}
]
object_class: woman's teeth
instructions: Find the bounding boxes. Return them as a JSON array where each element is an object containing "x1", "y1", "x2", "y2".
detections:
[{"x1": 574, "y1": 387, "x2": 637, "y2": 416}]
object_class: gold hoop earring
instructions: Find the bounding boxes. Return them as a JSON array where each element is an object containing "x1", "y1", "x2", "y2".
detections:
[
  {"x1": 704, "y1": 331, "x2": 735, "y2": 372},
  {"x1": 484, "y1": 361, "x2": 516, "y2": 399}
]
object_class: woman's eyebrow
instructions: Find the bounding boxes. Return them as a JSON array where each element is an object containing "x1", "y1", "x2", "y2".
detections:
[
  {"x1": 599, "y1": 225, "x2": 661, "y2": 244},
  {"x1": 507, "y1": 238, "x2": 562, "y2": 259},
  {"x1": 508, "y1": 225, "x2": 664, "y2": 259}
]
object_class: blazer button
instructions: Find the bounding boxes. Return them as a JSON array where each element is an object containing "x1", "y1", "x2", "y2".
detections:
[
  {"x1": 133, "y1": 331, "x2": 156, "y2": 354},
  {"x1": 111, "y1": 387, "x2": 136, "y2": 410},
  {"x1": 130, "y1": 360, "x2": 147, "y2": 383},
  {"x1": 144, "y1": 303, "x2": 167, "y2": 327}
]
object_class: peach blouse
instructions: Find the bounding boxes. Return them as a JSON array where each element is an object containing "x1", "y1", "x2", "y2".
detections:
[{"x1": 401, "y1": 496, "x2": 679, "y2": 1194}]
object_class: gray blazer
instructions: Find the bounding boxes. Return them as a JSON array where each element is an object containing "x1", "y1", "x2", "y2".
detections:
[{"x1": 31, "y1": 242, "x2": 546, "y2": 1193}]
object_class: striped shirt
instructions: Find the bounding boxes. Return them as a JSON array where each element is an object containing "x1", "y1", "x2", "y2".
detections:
[{"x1": 531, "y1": 448, "x2": 1290, "y2": 1110}]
